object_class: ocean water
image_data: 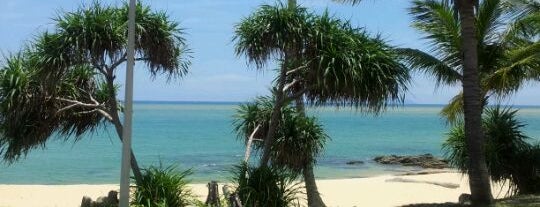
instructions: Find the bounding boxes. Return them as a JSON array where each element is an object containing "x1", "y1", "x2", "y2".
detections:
[{"x1": 1, "y1": 102, "x2": 540, "y2": 184}]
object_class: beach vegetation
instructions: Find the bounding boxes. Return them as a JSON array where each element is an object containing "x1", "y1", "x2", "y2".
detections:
[
  {"x1": 230, "y1": 162, "x2": 302, "y2": 207},
  {"x1": 443, "y1": 106, "x2": 540, "y2": 195},
  {"x1": 0, "y1": 1, "x2": 190, "y2": 183},
  {"x1": 233, "y1": 95, "x2": 328, "y2": 206},
  {"x1": 399, "y1": 0, "x2": 540, "y2": 204},
  {"x1": 401, "y1": 0, "x2": 540, "y2": 123},
  {"x1": 132, "y1": 165, "x2": 195, "y2": 207},
  {"x1": 233, "y1": 96, "x2": 328, "y2": 174},
  {"x1": 234, "y1": 2, "x2": 409, "y2": 205}
]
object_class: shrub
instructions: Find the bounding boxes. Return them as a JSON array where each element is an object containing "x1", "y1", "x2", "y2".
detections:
[
  {"x1": 443, "y1": 107, "x2": 540, "y2": 195},
  {"x1": 132, "y1": 165, "x2": 194, "y2": 207},
  {"x1": 231, "y1": 162, "x2": 302, "y2": 207}
]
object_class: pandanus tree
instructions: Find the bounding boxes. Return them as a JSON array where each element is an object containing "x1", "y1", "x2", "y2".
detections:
[
  {"x1": 0, "y1": 2, "x2": 190, "y2": 184},
  {"x1": 234, "y1": 3, "x2": 409, "y2": 206},
  {"x1": 396, "y1": 0, "x2": 540, "y2": 205},
  {"x1": 233, "y1": 96, "x2": 328, "y2": 174},
  {"x1": 443, "y1": 106, "x2": 540, "y2": 195},
  {"x1": 233, "y1": 96, "x2": 327, "y2": 206}
]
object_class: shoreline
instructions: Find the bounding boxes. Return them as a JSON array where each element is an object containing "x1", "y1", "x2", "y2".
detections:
[
  {"x1": 0, "y1": 171, "x2": 510, "y2": 207},
  {"x1": 0, "y1": 168, "x2": 456, "y2": 185}
]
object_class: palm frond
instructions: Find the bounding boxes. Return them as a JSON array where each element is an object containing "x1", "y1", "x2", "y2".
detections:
[
  {"x1": 303, "y1": 13, "x2": 409, "y2": 112},
  {"x1": 440, "y1": 92, "x2": 464, "y2": 124},
  {"x1": 477, "y1": 0, "x2": 505, "y2": 44},
  {"x1": 410, "y1": 0, "x2": 462, "y2": 63},
  {"x1": 397, "y1": 48, "x2": 462, "y2": 87},
  {"x1": 332, "y1": 0, "x2": 362, "y2": 5},
  {"x1": 233, "y1": 3, "x2": 311, "y2": 68},
  {"x1": 483, "y1": 41, "x2": 540, "y2": 96},
  {"x1": 120, "y1": 2, "x2": 191, "y2": 79}
]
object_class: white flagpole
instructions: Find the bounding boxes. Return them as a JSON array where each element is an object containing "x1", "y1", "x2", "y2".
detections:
[{"x1": 119, "y1": 0, "x2": 137, "y2": 206}]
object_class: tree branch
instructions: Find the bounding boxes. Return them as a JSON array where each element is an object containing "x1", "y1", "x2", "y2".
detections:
[
  {"x1": 109, "y1": 53, "x2": 128, "y2": 71},
  {"x1": 75, "y1": 109, "x2": 113, "y2": 121},
  {"x1": 56, "y1": 97, "x2": 111, "y2": 121},
  {"x1": 56, "y1": 98, "x2": 100, "y2": 107},
  {"x1": 91, "y1": 61, "x2": 108, "y2": 76},
  {"x1": 286, "y1": 65, "x2": 307, "y2": 75},
  {"x1": 244, "y1": 124, "x2": 261, "y2": 162},
  {"x1": 283, "y1": 79, "x2": 300, "y2": 92},
  {"x1": 135, "y1": 57, "x2": 149, "y2": 61}
]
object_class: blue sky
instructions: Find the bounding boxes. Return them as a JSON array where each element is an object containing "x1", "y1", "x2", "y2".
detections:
[{"x1": 1, "y1": 0, "x2": 538, "y2": 105}]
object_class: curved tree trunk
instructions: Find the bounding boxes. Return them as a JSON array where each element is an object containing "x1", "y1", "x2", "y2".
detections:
[
  {"x1": 294, "y1": 96, "x2": 326, "y2": 207},
  {"x1": 106, "y1": 76, "x2": 143, "y2": 184},
  {"x1": 260, "y1": 66, "x2": 288, "y2": 166},
  {"x1": 303, "y1": 163, "x2": 326, "y2": 207},
  {"x1": 456, "y1": 0, "x2": 493, "y2": 205}
]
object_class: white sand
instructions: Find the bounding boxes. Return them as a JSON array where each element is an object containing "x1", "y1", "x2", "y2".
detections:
[{"x1": 0, "y1": 172, "x2": 509, "y2": 207}]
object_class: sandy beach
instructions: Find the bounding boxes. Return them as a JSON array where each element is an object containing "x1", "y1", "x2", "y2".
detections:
[{"x1": 0, "y1": 172, "x2": 509, "y2": 207}]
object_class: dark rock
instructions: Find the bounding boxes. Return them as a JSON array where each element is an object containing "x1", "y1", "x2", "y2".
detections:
[
  {"x1": 346, "y1": 160, "x2": 365, "y2": 165},
  {"x1": 81, "y1": 190, "x2": 119, "y2": 207},
  {"x1": 373, "y1": 154, "x2": 449, "y2": 169}
]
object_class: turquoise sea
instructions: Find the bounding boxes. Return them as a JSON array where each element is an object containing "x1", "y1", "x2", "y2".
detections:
[{"x1": 1, "y1": 102, "x2": 540, "y2": 184}]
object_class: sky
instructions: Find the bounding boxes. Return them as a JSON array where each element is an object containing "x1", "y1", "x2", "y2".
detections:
[{"x1": 0, "y1": 0, "x2": 538, "y2": 105}]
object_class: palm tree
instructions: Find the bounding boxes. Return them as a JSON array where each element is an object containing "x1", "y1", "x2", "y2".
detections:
[
  {"x1": 0, "y1": 2, "x2": 190, "y2": 184},
  {"x1": 233, "y1": 96, "x2": 328, "y2": 206},
  {"x1": 235, "y1": 3, "x2": 408, "y2": 206},
  {"x1": 234, "y1": 3, "x2": 312, "y2": 167},
  {"x1": 336, "y1": 0, "x2": 540, "y2": 205},
  {"x1": 401, "y1": 1, "x2": 539, "y2": 204},
  {"x1": 400, "y1": 0, "x2": 540, "y2": 122}
]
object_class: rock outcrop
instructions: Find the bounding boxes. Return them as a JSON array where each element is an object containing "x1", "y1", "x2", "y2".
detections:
[
  {"x1": 81, "y1": 190, "x2": 118, "y2": 207},
  {"x1": 373, "y1": 154, "x2": 448, "y2": 169}
]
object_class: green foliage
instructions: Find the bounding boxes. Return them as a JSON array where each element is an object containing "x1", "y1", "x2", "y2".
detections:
[
  {"x1": 51, "y1": 1, "x2": 190, "y2": 79},
  {"x1": 233, "y1": 96, "x2": 328, "y2": 173},
  {"x1": 231, "y1": 162, "x2": 302, "y2": 207},
  {"x1": 0, "y1": 1, "x2": 190, "y2": 162},
  {"x1": 234, "y1": 3, "x2": 409, "y2": 112},
  {"x1": 443, "y1": 106, "x2": 540, "y2": 195},
  {"x1": 304, "y1": 12, "x2": 409, "y2": 111},
  {"x1": 401, "y1": 0, "x2": 540, "y2": 122},
  {"x1": 0, "y1": 53, "x2": 108, "y2": 161},
  {"x1": 132, "y1": 165, "x2": 194, "y2": 207},
  {"x1": 234, "y1": 3, "x2": 311, "y2": 68}
]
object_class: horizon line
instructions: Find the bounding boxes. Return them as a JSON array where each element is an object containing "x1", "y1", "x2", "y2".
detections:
[{"x1": 128, "y1": 100, "x2": 540, "y2": 107}]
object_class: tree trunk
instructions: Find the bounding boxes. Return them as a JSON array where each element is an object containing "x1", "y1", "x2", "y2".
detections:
[
  {"x1": 205, "y1": 181, "x2": 221, "y2": 207},
  {"x1": 456, "y1": 0, "x2": 493, "y2": 205},
  {"x1": 294, "y1": 96, "x2": 326, "y2": 207},
  {"x1": 105, "y1": 76, "x2": 143, "y2": 184},
  {"x1": 244, "y1": 125, "x2": 261, "y2": 163},
  {"x1": 260, "y1": 66, "x2": 287, "y2": 166},
  {"x1": 303, "y1": 163, "x2": 326, "y2": 207}
]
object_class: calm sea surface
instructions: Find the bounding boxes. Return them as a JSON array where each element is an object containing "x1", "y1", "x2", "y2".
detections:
[{"x1": 1, "y1": 102, "x2": 540, "y2": 184}]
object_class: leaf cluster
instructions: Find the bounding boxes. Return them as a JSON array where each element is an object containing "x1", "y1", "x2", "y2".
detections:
[
  {"x1": 233, "y1": 96, "x2": 328, "y2": 173},
  {"x1": 132, "y1": 164, "x2": 195, "y2": 207},
  {"x1": 234, "y1": 4, "x2": 409, "y2": 113},
  {"x1": 443, "y1": 106, "x2": 540, "y2": 195},
  {"x1": 402, "y1": 0, "x2": 540, "y2": 122},
  {"x1": 230, "y1": 162, "x2": 302, "y2": 207},
  {"x1": 0, "y1": 1, "x2": 190, "y2": 162}
]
